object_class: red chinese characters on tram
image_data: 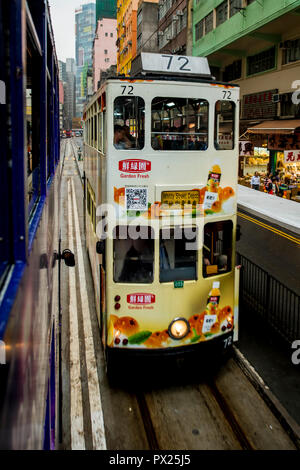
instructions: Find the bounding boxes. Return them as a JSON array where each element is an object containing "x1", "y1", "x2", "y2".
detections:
[
  {"x1": 119, "y1": 159, "x2": 151, "y2": 173},
  {"x1": 127, "y1": 294, "x2": 156, "y2": 305}
]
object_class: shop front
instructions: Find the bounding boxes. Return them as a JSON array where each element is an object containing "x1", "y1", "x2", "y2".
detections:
[{"x1": 242, "y1": 120, "x2": 300, "y2": 200}]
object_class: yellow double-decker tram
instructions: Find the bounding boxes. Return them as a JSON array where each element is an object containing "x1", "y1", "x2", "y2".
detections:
[{"x1": 83, "y1": 53, "x2": 240, "y2": 375}]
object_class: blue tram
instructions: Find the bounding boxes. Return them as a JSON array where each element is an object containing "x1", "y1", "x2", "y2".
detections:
[{"x1": 0, "y1": 0, "x2": 61, "y2": 449}]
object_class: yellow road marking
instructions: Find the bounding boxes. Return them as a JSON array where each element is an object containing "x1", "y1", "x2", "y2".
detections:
[{"x1": 237, "y1": 211, "x2": 300, "y2": 246}]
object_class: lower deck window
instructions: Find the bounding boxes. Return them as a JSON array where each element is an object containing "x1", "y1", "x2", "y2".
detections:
[
  {"x1": 113, "y1": 226, "x2": 154, "y2": 283},
  {"x1": 160, "y1": 227, "x2": 198, "y2": 282},
  {"x1": 203, "y1": 221, "x2": 233, "y2": 277}
]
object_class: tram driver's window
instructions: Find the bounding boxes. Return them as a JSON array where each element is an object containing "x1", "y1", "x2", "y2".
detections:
[
  {"x1": 203, "y1": 221, "x2": 233, "y2": 277},
  {"x1": 113, "y1": 97, "x2": 145, "y2": 150},
  {"x1": 160, "y1": 227, "x2": 198, "y2": 282},
  {"x1": 214, "y1": 101, "x2": 235, "y2": 150},
  {"x1": 151, "y1": 97, "x2": 208, "y2": 151},
  {"x1": 113, "y1": 226, "x2": 154, "y2": 283}
]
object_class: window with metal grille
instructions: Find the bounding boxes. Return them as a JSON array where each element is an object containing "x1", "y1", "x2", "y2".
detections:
[
  {"x1": 216, "y1": 1, "x2": 228, "y2": 26},
  {"x1": 282, "y1": 39, "x2": 300, "y2": 64},
  {"x1": 229, "y1": 0, "x2": 243, "y2": 18},
  {"x1": 195, "y1": 19, "x2": 204, "y2": 41},
  {"x1": 205, "y1": 11, "x2": 213, "y2": 34},
  {"x1": 223, "y1": 60, "x2": 242, "y2": 81},
  {"x1": 247, "y1": 47, "x2": 276, "y2": 76}
]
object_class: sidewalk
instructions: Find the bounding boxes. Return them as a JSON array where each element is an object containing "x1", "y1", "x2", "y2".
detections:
[{"x1": 72, "y1": 138, "x2": 84, "y2": 181}]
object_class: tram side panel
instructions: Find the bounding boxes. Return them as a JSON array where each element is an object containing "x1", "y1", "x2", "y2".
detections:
[
  {"x1": 0, "y1": 174, "x2": 60, "y2": 450},
  {"x1": 84, "y1": 142, "x2": 107, "y2": 326}
]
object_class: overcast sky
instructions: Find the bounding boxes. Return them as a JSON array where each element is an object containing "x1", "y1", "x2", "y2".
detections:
[{"x1": 48, "y1": 0, "x2": 95, "y2": 61}]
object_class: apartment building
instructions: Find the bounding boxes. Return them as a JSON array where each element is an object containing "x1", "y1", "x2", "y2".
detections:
[
  {"x1": 158, "y1": 0, "x2": 188, "y2": 55},
  {"x1": 117, "y1": 0, "x2": 139, "y2": 75}
]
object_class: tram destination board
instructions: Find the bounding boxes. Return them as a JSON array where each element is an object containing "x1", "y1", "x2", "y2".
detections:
[
  {"x1": 161, "y1": 190, "x2": 200, "y2": 207},
  {"x1": 140, "y1": 53, "x2": 212, "y2": 77}
]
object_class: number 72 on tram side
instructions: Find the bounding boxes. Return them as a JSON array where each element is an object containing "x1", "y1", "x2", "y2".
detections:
[{"x1": 83, "y1": 53, "x2": 240, "y2": 373}]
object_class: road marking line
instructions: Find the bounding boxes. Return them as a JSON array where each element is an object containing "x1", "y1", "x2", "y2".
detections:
[
  {"x1": 71, "y1": 179, "x2": 107, "y2": 450},
  {"x1": 238, "y1": 212, "x2": 300, "y2": 245},
  {"x1": 68, "y1": 180, "x2": 85, "y2": 450}
]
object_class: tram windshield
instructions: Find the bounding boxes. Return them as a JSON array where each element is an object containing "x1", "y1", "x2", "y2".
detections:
[
  {"x1": 113, "y1": 226, "x2": 154, "y2": 283},
  {"x1": 203, "y1": 221, "x2": 233, "y2": 277},
  {"x1": 160, "y1": 227, "x2": 198, "y2": 282},
  {"x1": 151, "y1": 97, "x2": 209, "y2": 151},
  {"x1": 114, "y1": 96, "x2": 145, "y2": 150}
]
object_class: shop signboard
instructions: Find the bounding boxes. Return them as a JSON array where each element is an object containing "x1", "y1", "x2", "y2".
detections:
[
  {"x1": 268, "y1": 133, "x2": 300, "y2": 151},
  {"x1": 284, "y1": 150, "x2": 300, "y2": 163},
  {"x1": 242, "y1": 89, "x2": 278, "y2": 120}
]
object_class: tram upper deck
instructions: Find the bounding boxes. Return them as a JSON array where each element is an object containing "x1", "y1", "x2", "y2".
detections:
[{"x1": 84, "y1": 64, "x2": 240, "y2": 223}]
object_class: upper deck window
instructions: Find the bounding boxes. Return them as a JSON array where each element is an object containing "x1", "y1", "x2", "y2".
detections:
[
  {"x1": 214, "y1": 100, "x2": 235, "y2": 150},
  {"x1": 151, "y1": 97, "x2": 209, "y2": 151},
  {"x1": 113, "y1": 96, "x2": 145, "y2": 150}
]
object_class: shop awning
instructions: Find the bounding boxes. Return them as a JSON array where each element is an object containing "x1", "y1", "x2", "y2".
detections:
[{"x1": 247, "y1": 120, "x2": 300, "y2": 135}]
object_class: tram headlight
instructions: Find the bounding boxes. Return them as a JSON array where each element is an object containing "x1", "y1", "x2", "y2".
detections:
[{"x1": 168, "y1": 318, "x2": 190, "y2": 341}]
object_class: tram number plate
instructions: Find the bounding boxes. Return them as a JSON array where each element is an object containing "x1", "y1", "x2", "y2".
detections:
[
  {"x1": 161, "y1": 190, "x2": 200, "y2": 207},
  {"x1": 174, "y1": 281, "x2": 184, "y2": 288}
]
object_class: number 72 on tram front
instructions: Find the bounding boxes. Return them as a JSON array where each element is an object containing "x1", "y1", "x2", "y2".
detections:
[{"x1": 83, "y1": 53, "x2": 240, "y2": 371}]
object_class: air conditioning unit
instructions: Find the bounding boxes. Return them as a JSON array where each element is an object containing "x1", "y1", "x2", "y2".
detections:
[
  {"x1": 166, "y1": 36, "x2": 172, "y2": 41},
  {"x1": 177, "y1": 10, "x2": 184, "y2": 16},
  {"x1": 173, "y1": 15, "x2": 178, "y2": 21},
  {"x1": 158, "y1": 31, "x2": 164, "y2": 36}
]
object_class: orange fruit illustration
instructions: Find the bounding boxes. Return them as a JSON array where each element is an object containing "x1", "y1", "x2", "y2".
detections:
[
  {"x1": 145, "y1": 330, "x2": 170, "y2": 348},
  {"x1": 114, "y1": 187, "x2": 125, "y2": 203},
  {"x1": 218, "y1": 306, "x2": 233, "y2": 323},
  {"x1": 114, "y1": 316, "x2": 140, "y2": 336},
  {"x1": 222, "y1": 187, "x2": 235, "y2": 201},
  {"x1": 211, "y1": 200, "x2": 222, "y2": 212}
]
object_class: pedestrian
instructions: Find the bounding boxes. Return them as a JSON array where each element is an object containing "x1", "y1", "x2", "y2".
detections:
[
  {"x1": 265, "y1": 175, "x2": 273, "y2": 194},
  {"x1": 251, "y1": 171, "x2": 260, "y2": 190}
]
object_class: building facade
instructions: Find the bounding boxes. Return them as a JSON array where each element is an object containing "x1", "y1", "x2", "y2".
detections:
[
  {"x1": 117, "y1": 0, "x2": 139, "y2": 75},
  {"x1": 93, "y1": 18, "x2": 117, "y2": 92},
  {"x1": 59, "y1": 59, "x2": 76, "y2": 130},
  {"x1": 96, "y1": 0, "x2": 117, "y2": 21},
  {"x1": 158, "y1": 0, "x2": 188, "y2": 55},
  {"x1": 136, "y1": 0, "x2": 159, "y2": 56},
  {"x1": 75, "y1": 2, "x2": 96, "y2": 117},
  {"x1": 193, "y1": 0, "x2": 300, "y2": 179}
]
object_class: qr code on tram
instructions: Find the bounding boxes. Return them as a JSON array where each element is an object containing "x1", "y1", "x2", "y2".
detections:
[{"x1": 125, "y1": 187, "x2": 148, "y2": 211}]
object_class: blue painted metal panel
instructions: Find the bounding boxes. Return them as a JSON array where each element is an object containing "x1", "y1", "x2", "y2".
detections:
[
  {"x1": 10, "y1": 0, "x2": 27, "y2": 262},
  {"x1": 0, "y1": 0, "x2": 62, "y2": 449}
]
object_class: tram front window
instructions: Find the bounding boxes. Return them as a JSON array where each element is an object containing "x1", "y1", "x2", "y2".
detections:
[
  {"x1": 113, "y1": 97, "x2": 145, "y2": 150},
  {"x1": 151, "y1": 97, "x2": 208, "y2": 151},
  {"x1": 203, "y1": 221, "x2": 233, "y2": 277},
  {"x1": 113, "y1": 226, "x2": 154, "y2": 283},
  {"x1": 160, "y1": 227, "x2": 198, "y2": 282}
]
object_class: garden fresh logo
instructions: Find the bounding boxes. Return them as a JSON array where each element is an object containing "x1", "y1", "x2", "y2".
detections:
[
  {"x1": 127, "y1": 294, "x2": 155, "y2": 310},
  {"x1": 127, "y1": 294, "x2": 155, "y2": 305},
  {"x1": 119, "y1": 159, "x2": 151, "y2": 179}
]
